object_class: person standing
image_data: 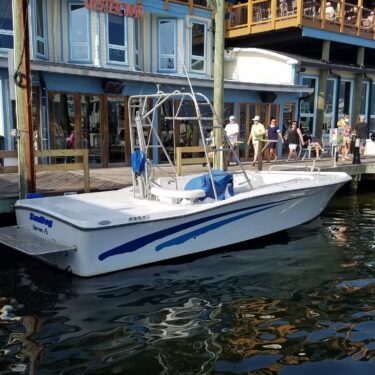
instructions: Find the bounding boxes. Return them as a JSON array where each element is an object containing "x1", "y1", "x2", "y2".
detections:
[
  {"x1": 286, "y1": 121, "x2": 304, "y2": 162},
  {"x1": 341, "y1": 118, "x2": 351, "y2": 160},
  {"x1": 247, "y1": 115, "x2": 266, "y2": 165},
  {"x1": 225, "y1": 115, "x2": 239, "y2": 148},
  {"x1": 267, "y1": 118, "x2": 284, "y2": 162},
  {"x1": 337, "y1": 113, "x2": 349, "y2": 128},
  {"x1": 224, "y1": 115, "x2": 239, "y2": 166},
  {"x1": 355, "y1": 115, "x2": 368, "y2": 159},
  {"x1": 67, "y1": 130, "x2": 75, "y2": 149}
]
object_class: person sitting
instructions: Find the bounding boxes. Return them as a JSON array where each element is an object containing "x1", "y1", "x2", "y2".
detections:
[
  {"x1": 325, "y1": 2, "x2": 336, "y2": 21},
  {"x1": 362, "y1": 11, "x2": 374, "y2": 29}
]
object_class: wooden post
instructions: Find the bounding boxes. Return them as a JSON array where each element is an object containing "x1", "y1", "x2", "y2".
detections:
[
  {"x1": 176, "y1": 147, "x2": 181, "y2": 176},
  {"x1": 353, "y1": 47, "x2": 365, "y2": 127},
  {"x1": 316, "y1": 40, "x2": 330, "y2": 137},
  {"x1": 12, "y1": 0, "x2": 35, "y2": 198},
  {"x1": 83, "y1": 149, "x2": 90, "y2": 193},
  {"x1": 213, "y1": 0, "x2": 225, "y2": 170},
  {"x1": 257, "y1": 140, "x2": 263, "y2": 171}
]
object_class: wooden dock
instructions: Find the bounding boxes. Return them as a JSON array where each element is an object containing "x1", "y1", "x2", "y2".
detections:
[{"x1": 1, "y1": 156, "x2": 375, "y2": 214}]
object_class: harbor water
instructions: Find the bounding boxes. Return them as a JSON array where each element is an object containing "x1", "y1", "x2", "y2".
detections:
[{"x1": 0, "y1": 187, "x2": 374, "y2": 374}]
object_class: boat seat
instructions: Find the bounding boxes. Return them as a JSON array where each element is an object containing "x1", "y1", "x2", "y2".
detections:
[{"x1": 150, "y1": 186, "x2": 206, "y2": 204}]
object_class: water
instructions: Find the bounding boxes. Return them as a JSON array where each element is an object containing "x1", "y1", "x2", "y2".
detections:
[{"x1": 0, "y1": 189, "x2": 374, "y2": 374}]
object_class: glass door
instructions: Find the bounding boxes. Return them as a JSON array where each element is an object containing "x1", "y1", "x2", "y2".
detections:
[
  {"x1": 81, "y1": 95, "x2": 101, "y2": 164},
  {"x1": 108, "y1": 97, "x2": 125, "y2": 164}
]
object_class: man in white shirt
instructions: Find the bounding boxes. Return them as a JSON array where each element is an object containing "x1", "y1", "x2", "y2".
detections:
[
  {"x1": 224, "y1": 115, "x2": 239, "y2": 166},
  {"x1": 225, "y1": 115, "x2": 239, "y2": 147}
]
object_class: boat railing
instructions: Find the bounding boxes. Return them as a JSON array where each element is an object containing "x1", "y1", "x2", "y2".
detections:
[
  {"x1": 128, "y1": 90, "x2": 253, "y2": 201},
  {"x1": 268, "y1": 162, "x2": 321, "y2": 174}
]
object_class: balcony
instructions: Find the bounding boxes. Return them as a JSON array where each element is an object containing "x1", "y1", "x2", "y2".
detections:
[{"x1": 226, "y1": 0, "x2": 375, "y2": 40}]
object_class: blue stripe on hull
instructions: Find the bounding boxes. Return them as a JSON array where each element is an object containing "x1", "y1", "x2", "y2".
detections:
[
  {"x1": 98, "y1": 198, "x2": 291, "y2": 261},
  {"x1": 155, "y1": 204, "x2": 280, "y2": 251}
]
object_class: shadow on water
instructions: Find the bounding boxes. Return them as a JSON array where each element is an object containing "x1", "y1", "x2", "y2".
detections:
[{"x1": 0, "y1": 190, "x2": 374, "y2": 374}]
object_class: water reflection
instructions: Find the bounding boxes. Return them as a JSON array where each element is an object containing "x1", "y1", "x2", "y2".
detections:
[{"x1": 0, "y1": 192, "x2": 374, "y2": 374}]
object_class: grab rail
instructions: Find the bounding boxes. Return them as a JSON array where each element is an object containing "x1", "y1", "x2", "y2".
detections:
[{"x1": 268, "y1": 162, "x2": 320, "y2": 174}]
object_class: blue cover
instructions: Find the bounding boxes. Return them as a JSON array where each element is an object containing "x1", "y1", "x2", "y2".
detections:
[
  {"x1": 184, "y1": 170, "x2": 234, "y2": 201},
  {"x1": 131, "y1": 150, "x2": 146, "y2": 175}
]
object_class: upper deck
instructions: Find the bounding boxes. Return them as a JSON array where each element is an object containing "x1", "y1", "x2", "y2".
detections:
[{"x1": 226, "y1": 0, "x2": 375, "y2": 41}]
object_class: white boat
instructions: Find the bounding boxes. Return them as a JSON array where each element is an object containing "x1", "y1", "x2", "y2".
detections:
[{"x1": 0, "y1": 90, "x2": 351, "y2": 277}]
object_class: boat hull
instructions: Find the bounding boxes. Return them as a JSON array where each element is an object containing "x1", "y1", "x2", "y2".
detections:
[{"x1": 14, "y1": 182, "x2": 344, "y2": 277}]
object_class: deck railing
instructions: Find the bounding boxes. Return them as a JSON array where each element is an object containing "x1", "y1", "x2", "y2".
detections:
[
  {"x1": 226, "y1": 0, "x2": 375, "y2": 38},
  {"x1": 164, "y1": 0, "x2": 209, "y2": 14}
]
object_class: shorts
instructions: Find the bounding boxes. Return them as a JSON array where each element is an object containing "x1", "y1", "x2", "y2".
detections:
[
  {"x1": 288, "y1": 144, "x2": 297, "y2": 150},
  {"x1": 343, "y1": 136, "x2": 351, "y2": 146},
  {"x1": 252, "y1": 140, "x2": 260, "y2": 155},
  {"x1": 359, "y1": 139, "x2": 366, "y2": 147}
]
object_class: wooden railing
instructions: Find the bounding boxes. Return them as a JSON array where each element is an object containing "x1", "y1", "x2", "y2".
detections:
[
  {"x1": 175, "y1": 146, "x2": 213, "y2": 176},
  {"x1": 164, "y1": 0, "x2": 208, "y2": 14},
  {"x1": 226, "y1": 0, "x2": 375, "y2": 39},
  {"x1": 0, "y1": 149, "x2": 90, "y2": 193}
]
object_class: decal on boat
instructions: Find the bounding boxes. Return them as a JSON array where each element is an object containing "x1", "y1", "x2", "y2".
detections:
[
  {"x1": 98, "y1": 201, "x2": 283, "y2": 261},
  {"x1": 29, "y1": 213, "x2": 53, "y2": 228}
]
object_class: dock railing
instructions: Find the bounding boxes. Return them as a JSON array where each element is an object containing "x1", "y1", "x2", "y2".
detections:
[{"x1": 0, "y1": 149, "x2": 90, "y2": 193}]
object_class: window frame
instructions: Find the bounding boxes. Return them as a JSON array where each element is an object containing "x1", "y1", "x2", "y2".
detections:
[
  {"x1": 106, "y1": 13, "x2": 128, "y2": 65},
  {"x1": 0, "y1": 0, "x2": 13, "y2": 51},
  {"x1": 133, "y1": 18, "x2": 142, "y2": 70},
  {"x1": 300, "y1": 75, "x2": 319, "y2": 134},
  {"x1": 33, "y1": 0, "x2": 48, "y2": 59},
  {"x1": 68, "y1": 1, "x2": 91, "y2": 63},
  {"x1": 190, "y1": 20, "x2": 207, "y2": 74},
  {"x1": 157, "y1": 18, "x2": 177, "y2": 73},
  {"x1": 338, "y1": 78, "x2": 354, "y2": 120}
]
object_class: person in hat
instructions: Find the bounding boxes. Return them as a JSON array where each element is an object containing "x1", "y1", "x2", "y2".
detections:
[
  {"x1": 225, "y1": 115, "x2": 239, "y2": 147},
  {"x1": 247, "y1": 115, "x2": 266, "y2": 165},
  {"x1": 224, "y1": 115, "x2": 239, "y2": 166}
]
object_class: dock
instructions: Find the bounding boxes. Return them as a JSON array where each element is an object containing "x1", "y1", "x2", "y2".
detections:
[{"x1": 1, "y1": 156, "x2": 375, "y2": 214}]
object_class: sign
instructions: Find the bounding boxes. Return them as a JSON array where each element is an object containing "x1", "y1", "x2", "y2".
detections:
[
  {"x1": 84, "y1": 0, "x2": 143, "y2": 18},
  {"x1": 329, "y1": 128, "x2": 344, "y2": 145}
]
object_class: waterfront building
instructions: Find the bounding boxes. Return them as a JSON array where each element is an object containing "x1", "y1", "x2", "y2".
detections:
[
  {"x1": 225, "y1": 0, "x2": 375, "y2": 137},
  {"x1": 0, "y1": 0, "x2": 316, "y2": 166}
]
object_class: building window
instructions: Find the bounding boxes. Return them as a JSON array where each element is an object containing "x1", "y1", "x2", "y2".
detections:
[
  {"x1": 69, "y1": 3, "x2": 90, "y2": 62},
  {"x1": 360, "y1": 81, "x2": 369, "y2": 118},
  {"x1": 0, "y1": 0, "x2": 13, "y2": 50},
  {"x1": 134, "y1": 18, "x2": 142, "y2": 70},
  {"x1": 34, "y1": 0, "x2": 47, "y2": 58},
  {"x1": 300, "y1": 77, "x2": 318, "y2": 133},
  {"x1": 158, "y1": 19, "x2": 176, "y2": 71},
  {"x1": 323, "y1": 79, "x2": 336, "y2": 131},
  {"x1": 190, "y1": 22, "x2": 206, "y2": 73},
  {"x1": 107, "y1": 14, "x2": 128, "y2": 64},
  {"x1": 370, "y1": 83, "x2": 375, "y2": 133},
  {"x1": 338, "y1": 80, "x2": 352, "y2": 118}
]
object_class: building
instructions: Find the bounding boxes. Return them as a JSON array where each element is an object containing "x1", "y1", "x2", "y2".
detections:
[
  {"x1": 225, "y1": 0, "x2": 375, "y2": 137},
  {"x1": 1, "y1": 0, "x2": 313, "y2": 166}
]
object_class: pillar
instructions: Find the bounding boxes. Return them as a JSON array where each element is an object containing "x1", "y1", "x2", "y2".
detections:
[
  {"x1": 353, "y1": 47, "x2": 365, "y2": 126},
  {"x1": 316, "y1": 40, "x2": 330, "y2": 137}
]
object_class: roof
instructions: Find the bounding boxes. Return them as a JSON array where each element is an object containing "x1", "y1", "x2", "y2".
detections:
[
  {"x1": 280, "y1": 52, "x2": 375, "y2": 75},
  {"x1": 0, "y1": 57, "x2": 313, "y2": 94}
]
